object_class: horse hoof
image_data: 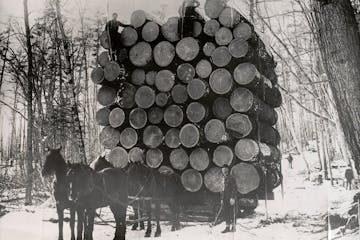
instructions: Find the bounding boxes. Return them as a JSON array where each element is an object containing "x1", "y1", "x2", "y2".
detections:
[
  {"x1": 131, "y1": 225, "x2": 138, "y2": 231},
  {"x1": 144, "y1": 233, "x2": 151, "y2": 238},
  {"x1": 140, "y1": 224, "x2": 145, "y2": 230},
  {"x1": 171, "y1": 226, "x2": 175, "y2": 232},
  {"x1": 155, "y1": 232, "x2": 161, "y2": 237}
]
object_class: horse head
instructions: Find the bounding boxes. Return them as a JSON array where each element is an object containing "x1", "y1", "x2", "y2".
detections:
[
  {"x1": 42, "y1": 146, "x2": 65, "y2": 176},
  {"x1": 89, "y1": 154, "x2": 114, "y2": 171},
  {"x1": 67, "y1": 163, "x2": 95, "y2": 202}
]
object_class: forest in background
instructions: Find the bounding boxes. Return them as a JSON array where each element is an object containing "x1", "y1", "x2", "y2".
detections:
[{"x1": 0, "y1": 0, "x2": 359, "y2": 204}]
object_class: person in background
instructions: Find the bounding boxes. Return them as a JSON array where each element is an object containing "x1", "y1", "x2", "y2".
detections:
[
  {"x1": 178, "y1": 0, "x2": 204, "y2": 38},
  {"x1": 105, "y1": 13, "x2": 129, "y2": 60},
  {"x1": 220, "y1": 164, "x2": 237, "y2": 233},
  {"x1": 287, "y1": 153, "x2": 294, "y2": 169},
  {"x1": 345, "y1": 164, "x2": 354, "y2": 190}
]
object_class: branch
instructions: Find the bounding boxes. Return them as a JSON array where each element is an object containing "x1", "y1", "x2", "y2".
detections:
[{"x1": 0, "y1": 99, "x2": 38, "y2": 128}]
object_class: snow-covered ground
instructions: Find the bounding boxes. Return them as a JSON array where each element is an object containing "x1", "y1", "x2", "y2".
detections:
[{"x1": 0, "y1": 152, "x2": 359, "y2": 240}]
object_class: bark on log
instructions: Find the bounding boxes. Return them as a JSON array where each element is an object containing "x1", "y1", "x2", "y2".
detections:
[
  {"x1": 233, "y1": 22, "x2": 252, "y2": 40},
  {"x1": 120, "y1": 27, "x2": 138, "y2": 47},
  {"x1": 186, "y1": 102, "x2": 206, "y2": 123},
  {"x1": 212, "y1": 97, "x2": 233, "y2": 120},
  {"x1": 231, "y1": 163, "x2": 260, "y2": 194},
  {"x1": 118, "y1": 83, "x2": 136, "y2": 109},
  {"x1": 142, "y1": 21, "x2": 160, "y2": 42},
  {"x1": 176, "y1": 37, "x2": 200, "y2": 62},
  {"x1": 219, "y1": 7, "x2": 241, "y2": 28},
  {"x1": 215, "y1": 27, "x2": 233, "y2": 46},
  {"x1": 119, "y1": 127, "x2": 138, "y2": 149},
  {"x1": 177, "y1": 63, "x2": 195, "y2": 83},
  {"x1": 153, "y1": 41, "x2": 176, "y2": 67},
  {"x1": 164, "y1": 104, "x2": 184, "y2": 127},
  {"x1": 234, "y1": 138, "x2": 259, "y2": 162},
  {"x1": 98, "y1": 51, "x2": 110, "y2": 67},
  {"x1": 204, "y1": 119, "x2": 227, "y2": 143},
  {"x1": 181, "y1": 169, "x2": 203, "y2": 192},
  {"x1": 204, "y1": 19, "x2": 220, "y2": 37},
  {"x1": 187, "y1": 79, "x2": 208, "y2": 100},
  {"x1": 131, "y1": 10, "x2": 147, "y2": 28},
  {"x1": 258, "y1": 143, "x2": 281, "y2": 162},
  {"x1": 204, "y1": 0, "x2": 227, "y2": 19},
  {"x1": 148, "y1": 107, "x2": 163, "y2": 124},
  {"x1": 171, "y1": 84, "x2": 188, "y2": 104},
  {"x1": 196, "y1": 60, "x2": 212, "y2": 79},
  {"x1": 213, "y1": 145, "x2": 233, "y2": 167},
  {"x1": 129, "y1": 42, "x2": 152, "y2": 67},
  {"x1": 193, "y1": 21, "x2": 203, "y2": 38},
  {"x1": 145, "y1": 71, "x2": 157, "y2": 86},
  {"x1": 158, "y1": 165, "x2": 175, "y2": 175},
  {"x1": 155, "y1": 70, "x2": 175, "y2": 92},
  {"x1": 108, "y1": 146, "x2": 129, "y2": 168},
  {"x1": 161, "y1": 17, "x2": 180, "y2": 42},
  {"x1": 170, "y1": 148, "x2": 189, "y2": 170},
  {"x1": 203, "y1": 42, "x2": 216, "y2": 57},
  {"x1": 209, "y1": 68, "x2": 233, "y2": 94},
  {"x1": 95, "y1": 107, "x2": 110, "y2": 126},
  {"x1": 179, "y1": 123, "x2": 200, "y2": 148},
  {"x1": 131, "y1": 68, "x2": 146, "y2": 86},
  {"x1": 165, "y1": 128, "x2": 181, "y2": 149},
  {"x1": 129, "y1": 108, "x2": 148, "y2": 129},
  {"x1": 104, "y1": 61, "x2": 122, "y2": 82},
  {"x1": 204, "y1": 167, "x2": 224, "y2": 193},
  {"x1": 155, "y1": 92, "x2": 169, "y2": 107},
  {"x1": 143, "y1": 125, "x2": 164, "y2": 148},
  {"x1": 228, "y1": 38, "x2": 249, "y2": 58},
  {"x1": 91, "y1": 67, "x2": 104, "y2": 84},
  {"x1": 230, "y1": 87, "x2": 278, "y2": 125},
  {"x1": 146, "y1": 148, "x2": 163, "y2": 168},
  {"x1": 99, "y1": 126, "x2": 120, "y2": 149},
  {"x1": 109, "y1": 108, "x2": 125, "y2": 128},
  {"x1": 189, "y1": 148, "x2": 209, "y2": 171},
  {"x1": 97, "y1": 86, "x2": 117, "y2": 106},
  {"x1": 135, "y1": 86, "x2": 155, "y2": 109},
  {"x1": 99, "y1": 31, "x2": 110, "y2": 49},
  {"x1": 211, "y1": 46, "x2": 232, "y2": 67},
  {"x1": 129, "y1": 147, "x2": 145, "y2": 163}
]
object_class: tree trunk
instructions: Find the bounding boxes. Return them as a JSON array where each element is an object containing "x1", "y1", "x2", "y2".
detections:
[{"x1": 313, "y1": 0, "x2": 360, "y2": 174}]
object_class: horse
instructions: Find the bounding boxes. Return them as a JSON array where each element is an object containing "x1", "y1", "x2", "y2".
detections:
[
  {"x1": 67, "y1": 163, "x2": 129, "y2": 240},
  {"x1": 125, "y1": 162, "x2": 183, "y2": 237},
  {"x1": 41, "y1": 146, "x2": 78, "y2": 240}
]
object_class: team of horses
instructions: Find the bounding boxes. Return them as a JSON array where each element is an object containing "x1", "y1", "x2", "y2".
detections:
[{"x1": 42, "y1": 147, "x2": 183, "y2": 240}]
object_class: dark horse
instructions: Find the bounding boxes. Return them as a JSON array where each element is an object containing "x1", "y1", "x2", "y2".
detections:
[{"x1": 67, "y1": 162, "x2": 129, "y2": 240}]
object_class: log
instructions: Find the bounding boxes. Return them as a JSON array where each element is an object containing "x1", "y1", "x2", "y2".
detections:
[
  {"x1": 164, "y1": 105, "x2": 184, "y2": 127},
  {"x1": 153, "y1": 41, "x2": 176, "y2": 67},
  {"x1": 120, "y1": 27, "x2": 138, "y2": 47},
  {"x1": 231, "y1": 163, "x2": 260, "y2": 194},
  {"x1": 119, "y1": 127, "x2": 138, "y2": 149},
  {"x1": 118, "y1": 83, "x2": 136, "y2": 109},
  {"x1": 204, "y1": 167, "x2": 224, "y2": 193},
  {"x1": 219, "y1": 7, "x2": 241, "y2": 28},
  {"x1": 91, "y1": 67, "x2": 104, "y2": 84},
  {"x1": 148, "y1": 106, "x2": 163, "y2": 124},
  {"x1": 233, "y1": 22, "x2": 252, "y2": 41},
  {"x1": 131, "y1": 68, "x2": 146, "y2": 85},
  {"x1": 117, "y1": 48, "x2": 128, "y2": 63},
  {"x1": 135, "y1": 86, "x2": 155, "y2": 109},
  {"x1": 211, "y1": 46, "x2": 232, "y2": 67},
  {"x1": 155, "y1": 70, "x2": 175, "y2": 92},
  {"x1": 99, "y1": 126, "x2": 120, "y2": 149},
  {"x1": 187, "y1": 79, "x2": 208, "y2": 100},
  {"x1": 95, "y1": 107, "x2": 110, "y2": 126},
  {"x1": 209, "y1": 68, "x2": 233, "y2": 95},
  {"x1": 142, "y1": 21, "x2": 160, "y2": 42},
  {"x1": 109, "y1": 108, "x2": 125, "y2": 128},
  {"x1": 98, "y1": 51, "x2": 110, "y2": 67},
  {"x1": 181, "y1": 169, "x2": 203, "y2": 192},
  {"x1": 170, "y1": 148, "x2": 189, "y2": 170},
  {"x1": 129, "y1": 108, "x2": 147, "y2": 129},
  {"x1": 143, "y1": 125, "x2": 164, "y2": 148},
  {"x1": 186, "y1": 102, "x2": 206, "y2": 123},
  {"x1": 213, "y1": 145, "x2": 233, "y2": 167},
  {"x1": 161, "y1": 17, "x2": 180, "y2": 42},
  {"x1": 193, "y1": 21, "x2": 203, "y2": 38},
  {"x1": 204, "y1": 119, "x2": 226, "y2": 143},
  {"x1": 104, "y1": 61, "x2": 122, "y2": 82},
  {"x1": 203, "y1": 19, "x2": 220, "y2": 37},
  {"x1": 179, "y1": 123, "x2": 200, "y2": 148},
  {"x1": 195, "y1": 60, "x2": 212, "y2": 79},
  {"x1": 233, "y1": 63, "x2": 282, "y2": 108},
  {"x1": 145, "y1": 71, "x2": 157, "y2": 86},
  {"x1": 129, "y1": 42, "x2": 152, "y2": 67},
  {"x1": 108, "y1": 146, "x2": 129, "y2": 168},
  {"x1": 212, "y1": 97, "x2": 233, "y2": 120},
  {"x1": 203, "y1": 42, "x2": 216, "y2": 57},
  {"x1": 97, "y1": 86, "x2": 117, "y2": 106},
  {"x1": 129, "y1": 147, "x2": 144, "y2": 163},
  {"x1": 165, "y1": 128, "x2": 181, "y2": 149},
  {"x1": 258, "y1": 143, "x2": 281, "y2": 162},
  {"x1": 176, "y1": 37, "x2": 200, "y2": 62},
  {"x1": 234, "y1": 139, "x2": 259, "y2": 162},
  {"x1": 155, "y1": 92, "x2": 169, "y2": 107},
  {"x1": 158, "y1": 165, "x2": 175, "y2": 175},
  {"x1": 189, "y1": 148, "x2": 209, "y2": 171},
  {"x1": 177, "y1": 63, "x2": 195, "y2": 83},
  {"x1": 204, "y1": 0, "x2": 227, "y2": 19},
  {"x1": 171, "y1": 84, "x2": 188, "y2": 104},
  {"x1": 131, "y1": 10, "x2": 147, "y2": 28},
  {"x1": 99, "y1": 31, "x2": 110, "y2": 49},
  {"x1": 146, "y1": 148, "x2": 163, "y2": 168},
  {"x1": 215, "y1": 27, "x2": 233, "y2": 46},
  {"x1": 228, "y1": 38, "x2": 249, "y2": 58},
  {"x1": 230, "y1": 87, "x2": 278, "y2": 126}
]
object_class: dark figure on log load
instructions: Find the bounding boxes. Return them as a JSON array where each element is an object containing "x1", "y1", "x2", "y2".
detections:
[
  {"x1": 106, "y1": 13, "x2": 129, "y2": 61},
  {"x1": 67, "y1": 163, "x2": 129, "y2": 240},
  {"x1": 287, "y1": 153, "x2": 294, "y2": 169},
  {"x1": 345, "y1": 164, "x2": 354, "y2": 190},
  {"x1": 126, "y1": 162, "x2": 183, "y2": 237},
  {"x1": 178, "y1": 0, "x2": 204, "y2": 38},
  {"x1": 220, "y1": 165, "x2": 237, "y2": 233},
  {"x1": 41, "y1": 146, "x2": 78, "y2": 240}
]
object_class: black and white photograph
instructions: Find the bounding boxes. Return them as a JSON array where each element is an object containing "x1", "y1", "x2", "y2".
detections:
[{"x1": 0, "y1": 0, "x2": 359, "y2": 239}]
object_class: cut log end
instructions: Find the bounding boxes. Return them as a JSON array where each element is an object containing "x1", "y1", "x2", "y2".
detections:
[
  {"x1": 170, "y1": 148, "x2": 189, "y2": 170},
  {"x1": 179, "y1": 123, "x2": 200, "y2": 148},
  {"x1": 181, "y1": 169, "x2": 203, "y2": 192},
  {"x1": 204, "y1": 167, "x2": 224, "y2": 193},
  {"x1": 108, "y1": 146, "x2": 129, "y2": 168},
  {"x1": 189, "y1": 148, "x2": 209, "y2": 171},
  {"x1": 120, "y1": 127, "x2": 138, "y2": 149},
  {"x1": 213, "y1": 145, "x2": 233, "y2": 167},
  {"x1": 231, "y1": 163, "x2": 260, "y2": 194},
  {"x1": 235, "y1": 139, "x2": 260, "y2": 161}
]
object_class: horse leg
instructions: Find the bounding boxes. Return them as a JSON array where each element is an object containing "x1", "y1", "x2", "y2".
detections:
[
  {"x1": 70, "y1": 208, "x2": 76, "y2": 240},
  {"x1": 154, "y1": 201, "x2": 161, "y2": 237},
  {"x1": 76, "y1": 208, "x2": 84, "y2": 240},
  {"x1": 139, "y1": 201, "x2": 145, "y2": 230},
  {"x1": 144, "y1": 201, "x2": 152, "y2": 237},
  {"x1": 131, "y1": 204, "x2": 139, "y2": 230},
  {"x1": 110, "y1": 205, "x2": 127, "y2": 240},
  {"x1": 56, "y1": 204, "x2": 64, "y2": 240},
  {"x1": 85, "y1": 209, "x2": 95, "y2": 240}
]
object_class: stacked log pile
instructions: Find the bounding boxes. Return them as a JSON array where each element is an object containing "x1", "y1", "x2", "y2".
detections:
[{"x1": 92, "y1": 0, "x2": 282, "y2": 200}]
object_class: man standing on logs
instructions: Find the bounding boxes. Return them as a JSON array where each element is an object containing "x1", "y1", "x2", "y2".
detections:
[
  {"x1": 220, "y1": 164, "x2": 237, "y2": 233},
  {"x1": 178, "y1": 0, "x2": 204, "y2": 38},
  {"x1": 105, "y1": 13, "x2": 129, "y2": 61}
]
